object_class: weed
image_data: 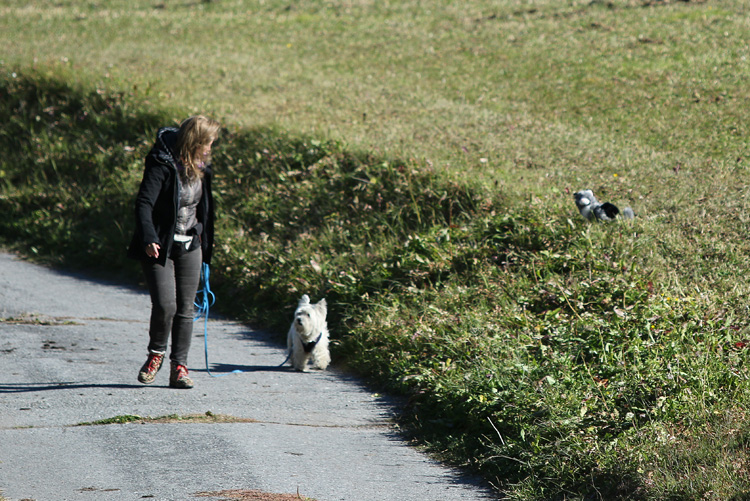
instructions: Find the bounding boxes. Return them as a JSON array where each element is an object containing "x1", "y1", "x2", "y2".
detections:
[
  {"x1": 78, "y1": 415, "x2": 143, "y2": 426},
  {"x1": 76, "y1": 412, "x2": 257, "y2": 426}
]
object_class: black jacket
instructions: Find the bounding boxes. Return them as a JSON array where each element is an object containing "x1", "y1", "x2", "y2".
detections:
[{"x1": 127, "y1": 127, "x2": 215, "y2": 265}]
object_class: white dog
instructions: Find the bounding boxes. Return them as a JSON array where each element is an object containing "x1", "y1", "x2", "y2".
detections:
[{"x1": 286, "y1": 294, "x2": 330, "y2": 372}]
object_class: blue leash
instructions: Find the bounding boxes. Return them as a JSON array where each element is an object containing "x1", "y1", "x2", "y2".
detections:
[{"x1": 194, "y1": 263, "x2": 242, "y2": 377}]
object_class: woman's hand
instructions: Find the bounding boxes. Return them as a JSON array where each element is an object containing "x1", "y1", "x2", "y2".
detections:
[{"x1": 145, "y1": 243, "x2": 161, "y2": 259}]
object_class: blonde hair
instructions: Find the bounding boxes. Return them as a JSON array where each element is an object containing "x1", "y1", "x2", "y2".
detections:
[{"x1": 175, "y1": 115, "x2": 220, "y2": 181}]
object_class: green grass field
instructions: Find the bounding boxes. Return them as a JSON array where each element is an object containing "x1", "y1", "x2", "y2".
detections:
[{"x1": 4, "y1": 1, "x2": 750, "y2": 499}]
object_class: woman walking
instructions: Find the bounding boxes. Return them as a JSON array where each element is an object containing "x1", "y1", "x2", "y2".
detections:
[{"x1": 128, "y1": 115, "x2": 220, "y2": 389}]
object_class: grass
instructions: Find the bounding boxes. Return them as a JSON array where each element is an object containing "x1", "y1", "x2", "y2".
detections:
[
  {"x1": 4, "y1": 1, "x2": 748, "y2": 187},
  {"x1": 4, "y1": 1, "x2": 750, "y2": 499},
  {"x1": 195, "y1": 489, "x2": 316, "y2": 501},
  {"x1": 76, "y1": 412, "x2": 259, "y2": 426}
]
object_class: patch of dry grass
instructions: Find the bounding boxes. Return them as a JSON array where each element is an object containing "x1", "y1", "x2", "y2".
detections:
[
  {"x1": 195, "y1": 489, "x2": 315, "y2": 501},
  {"x1": 77, "y1": 412, "x2": 259, "y2": 426}
]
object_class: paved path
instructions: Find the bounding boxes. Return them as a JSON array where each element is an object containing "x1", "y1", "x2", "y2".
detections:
[{"x1": 0, "y1": 252, "x2": 495, "y2": 501}]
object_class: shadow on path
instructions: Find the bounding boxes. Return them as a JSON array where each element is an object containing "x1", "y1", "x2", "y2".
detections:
[
  {"x1": 197, "y1": 363, "x2": 291, "y2": 374},
  {"x1": 0, "y1": 382, "x2": 144, "y2": 393}
]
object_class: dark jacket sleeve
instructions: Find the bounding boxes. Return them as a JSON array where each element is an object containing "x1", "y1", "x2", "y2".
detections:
[
  {"x1": 127, "y1": 160, "x2": 176, "y2": 264},
  {"x1": 134, "y1": 162, "x2": 168, "y2": 247},
  {"x1": 200, "y1": 167, "x2": 215, "y2": 265}
]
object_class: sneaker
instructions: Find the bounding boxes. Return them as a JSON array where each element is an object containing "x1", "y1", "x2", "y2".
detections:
[
  {"x1": 169, "y1": 362, "x2": 194, "y2": 389},
  {"x1": 138, "y1": 351, "x2": 164, "y2": 384}
]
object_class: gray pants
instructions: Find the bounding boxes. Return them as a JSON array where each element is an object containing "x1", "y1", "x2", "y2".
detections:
[{"x1": 141, "y1": 246, "x2": 202, "y2": 366}]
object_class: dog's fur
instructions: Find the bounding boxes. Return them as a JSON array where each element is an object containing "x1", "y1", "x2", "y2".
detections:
[
  {"x1": 574, "y1": 189, "x2": 635, "y2": 222},
  {"x1": 286, "y1": 294, "x2": 330, "y2": 372}
]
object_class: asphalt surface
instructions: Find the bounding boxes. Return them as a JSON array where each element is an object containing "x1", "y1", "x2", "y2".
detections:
[{"x1": 0, "y1": 252, "x2": 495, "y2": 501}]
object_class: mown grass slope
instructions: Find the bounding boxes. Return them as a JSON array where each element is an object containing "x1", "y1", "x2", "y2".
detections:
[{"x1": 4, "y1": 1, "x2": 750, "y2": 500}]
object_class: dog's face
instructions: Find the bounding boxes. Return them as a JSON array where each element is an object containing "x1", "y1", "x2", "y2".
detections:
[
  {"x1": 293, "y1": 294, "x2": 327, "y2": 341},
  {"x1": 574, "y1": 190, "x2": 596, "y2": 210}
]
